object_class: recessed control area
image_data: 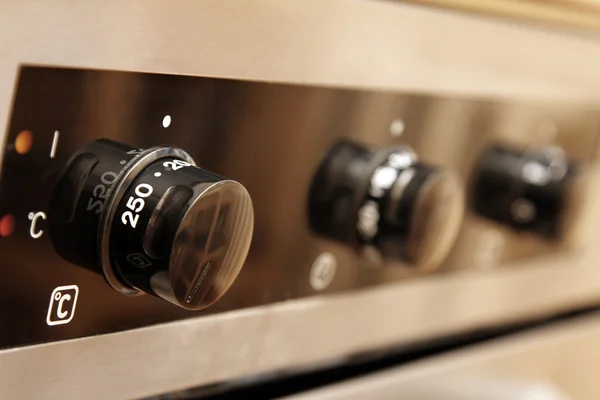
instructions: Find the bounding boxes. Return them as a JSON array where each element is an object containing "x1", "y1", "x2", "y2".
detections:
[
  {"x1": 309, "y1": 140, "x2": 464, "y2": 270},
  {"x1": 1, "y1": 66, "x2": 599, "y2": 349},
  {"x1": 48, "y1": 139, "x2": 254, "y2": 310}
]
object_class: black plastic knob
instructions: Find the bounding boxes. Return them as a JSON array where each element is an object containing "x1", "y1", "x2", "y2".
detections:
[
  {"x1": 309, "y1": 140, "x2": 463, "y2": 270},
  {"x1": 472, "y1": 144, "x2": 580, "y2": 239},
  {"x1": 48, "y1": 139, "x2": 254, "y2": 310}
]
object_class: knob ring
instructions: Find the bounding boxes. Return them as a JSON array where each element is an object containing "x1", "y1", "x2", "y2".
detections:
[
  {"x1": 351, "y1": 147, "x2": 411, "y2": 244},
  {"x1": 354, "y1": 147, "x2": 416, "y2": 246},
  {"x1": 98, "y1": 146, "x2": 196, "y2": 295}
]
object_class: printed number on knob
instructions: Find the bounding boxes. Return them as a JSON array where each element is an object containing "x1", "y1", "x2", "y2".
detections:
[{"x1": 48, "y1": 139, "x2": 254, "y2": 310}]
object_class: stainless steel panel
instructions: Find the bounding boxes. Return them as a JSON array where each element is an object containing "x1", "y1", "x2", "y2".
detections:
[
  {"x1": 2, "y1": 1, "x2": 600, "y2": 399},
  {"x1": 404, "y1": 0, "x2": 600, "y2": 32},
  {"x1": 2, "y1": 67, "x2": 598, "y2": 348},
  {"x1": 282, "y1": 312, "x2": 600, "y2": 400}
]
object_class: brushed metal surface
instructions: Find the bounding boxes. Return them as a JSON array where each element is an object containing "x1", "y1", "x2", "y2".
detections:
[
  {"x1": 2, "y1": 1, "x2": 600, "y2": 399},
  {"x1": 403, "y1": 0, "x2": 600, "y2": 32},
  {"x1": 281, "y1": 311, "x2": 600, "y2": 400},
  {"x1": 3, "y1": 67, "x2": 599, "y2": 349}
]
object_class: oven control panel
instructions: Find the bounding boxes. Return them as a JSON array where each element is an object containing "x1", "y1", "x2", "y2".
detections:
[{"x1": 0, "y1": 66, "x2": 598, "y2": 348}]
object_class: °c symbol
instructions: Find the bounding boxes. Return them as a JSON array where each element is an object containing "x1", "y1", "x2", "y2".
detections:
[{"x1": 28, "y1": 211, "x2": 47, "y2": 239}]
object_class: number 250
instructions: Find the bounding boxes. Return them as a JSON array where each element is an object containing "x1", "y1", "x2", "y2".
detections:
[{"x1": 121, "y1": 183, "x2": 153, "y2": 228}]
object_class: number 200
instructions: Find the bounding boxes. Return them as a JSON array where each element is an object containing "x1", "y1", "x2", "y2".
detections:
[{"x1": 121, "y1": 183, "x2": 153, "y2": 228}]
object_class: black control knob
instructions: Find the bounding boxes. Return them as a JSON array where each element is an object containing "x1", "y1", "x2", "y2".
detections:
[
  {"x1": 309, "y1": 140, "x2": 463, "y2": 270},
  {"x1": 472, "y1": 144, "x2": 582, "y2": 239},
  {"x1": 48, "y1": 139, "x2": 253, "y2": 310}
]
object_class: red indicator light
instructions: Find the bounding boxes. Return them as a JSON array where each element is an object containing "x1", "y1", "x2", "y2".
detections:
[{"x1": 0, "y1": 214, "x2": 15, "y2": 237}]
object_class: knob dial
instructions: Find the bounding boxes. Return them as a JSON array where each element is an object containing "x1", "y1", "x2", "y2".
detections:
[
  {"x1": 472, "y1": 144, "x2": 583, "y2": 240},
  {"x1": 48, "y1": 139, "x2": 254, "y2": 310},
  {"x1": 309, "y1": 140, "x2": 463, "y2": 270}
]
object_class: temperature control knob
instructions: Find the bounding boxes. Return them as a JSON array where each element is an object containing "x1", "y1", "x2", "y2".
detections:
[
  {"x1": 48, "y1": 139, "x2": 253, "y2": 310},
  {"x1": 473, "y1": 144, "x2": 584, "y2": 240},
  {"x1": 309, "y1": 140, "x2": 463, "y2": 270}
]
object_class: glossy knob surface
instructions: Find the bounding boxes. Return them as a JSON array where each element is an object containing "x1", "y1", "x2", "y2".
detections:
[
  {"x1": 48, "y1": 139, "x2": 253, "y2": 310},
  {"x1": 472, "y1": 144, "x2": 581, "y2": 239},
  {"x1": 309, "y1": 140, "x2": 463, "y2": 270}
]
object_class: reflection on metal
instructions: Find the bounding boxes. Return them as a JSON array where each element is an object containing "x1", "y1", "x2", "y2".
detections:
[
  {"x1": 2, "y1": 65, "x2": 600, "y2": 350},
  {"x1": 403, "y1": 0, "x2": 600, "y2": 32},
  {"x1": 2, "y1": 1, "x2": 600, "y2": 399},
  {"x1": 282, "y1": 312, "x2": 600, "y2": 400}
]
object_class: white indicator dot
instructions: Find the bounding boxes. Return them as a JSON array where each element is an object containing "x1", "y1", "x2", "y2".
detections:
[
  {"x1": 120, "y1": 160, "x2": 126, "y2": 165},
  {"x1": 154, "y1": 172, "x2": 162, "y2": 177},
  {"x1": 390, "y1": 119, "x2": 405, "y2": 137},
  {"x1": 162, "y1": 115, "x2": 172, "y2": 128}
]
